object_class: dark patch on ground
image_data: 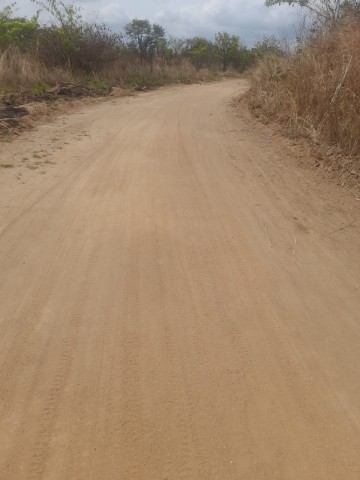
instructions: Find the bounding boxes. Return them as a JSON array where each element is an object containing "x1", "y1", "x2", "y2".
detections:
[{"x1": 0, "y1": 106, "x2": 29, "y2": 120}]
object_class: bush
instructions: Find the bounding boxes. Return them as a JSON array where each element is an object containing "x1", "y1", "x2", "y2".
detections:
[
  {"x1": 0, "y1": 47, "x2": 74, "y2": 91},
  {"x1": 247, "y1": 20, "x2": 360, "y2": 157},
  {"x1": 0, "y1": 5, "x2": 39, "y2": 51}
]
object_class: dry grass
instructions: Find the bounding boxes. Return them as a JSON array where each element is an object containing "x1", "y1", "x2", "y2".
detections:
[
  {"x1": 247, "y1": 20, "x2": 360, "y2": 166},
  {"x1": 0, "y1": 48, "x2": 75, "y2": 92},
  {"x1": 100, "y1": 57, "x2": 218, "y2": 89},
  {"x1": 0, "y1": 49, "x2": 218, "y2": 96}
]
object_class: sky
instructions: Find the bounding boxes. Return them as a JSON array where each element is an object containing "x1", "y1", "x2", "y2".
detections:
[{"x1": 4, "y1": 0, "x2": 302, "y2": 46}]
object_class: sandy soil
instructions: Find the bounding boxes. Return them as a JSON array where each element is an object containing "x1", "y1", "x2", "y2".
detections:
[{"x1": 0, "y1": 80, "x2": 359, "y2": 479}]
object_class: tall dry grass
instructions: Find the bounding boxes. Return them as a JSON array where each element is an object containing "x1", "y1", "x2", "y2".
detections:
[
  {"x1": 103, "y1": 57, "x2": 217, "y2": 88},
  {"x1": 0, "y1": 48, "x2": 75, "y2": 92},
  {"x1": 247, "y1": 20, "x2": 360, "y2": 159},
  {"x1": 0, "y1": 48, "x2": 217, "y2": 95}
]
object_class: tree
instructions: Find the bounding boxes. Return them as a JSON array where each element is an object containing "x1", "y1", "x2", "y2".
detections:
[
  {"x1": 32, "y1": 0, "x2": 83, "y2": 65},
  {"x1": 166, "y1": 36, "x2": 186, "y2": 65},
  {"x1": 265, "y1": 0, "x2": 360, "y2": 28},
  {"x1": 124, "y1": 19, "x2": 166, "y2": 68},
  {"x1": 214, "y1": 32, "x2": 241, "y2": 71},
  {"x1": 168, "y1": 36, "x2": 186, "y2": 56},
  {"x1": 31, "y1": 0, "x2": 122, "y2": 71},
  {"x1": 152, "y1": 23, "x2": 166, "y2": 56},
  {"x1": 253, "y1": 36, "x2": 284, "y2": 58},
  {"x1": 184, "y1": 37, "x2": 215, "y2": 69},
  {"x1": 125, "y1": 19, "x2": 151, "y2": 62}
]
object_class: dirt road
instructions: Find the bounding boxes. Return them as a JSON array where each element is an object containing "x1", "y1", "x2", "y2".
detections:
[{"x1": 0, "y1": 80, "x2": 359, "y2": 479}]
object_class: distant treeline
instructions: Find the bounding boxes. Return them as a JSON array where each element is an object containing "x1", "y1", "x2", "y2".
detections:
[{"x1": 0, "y1": 0, "x2": 284, "y2": 91}]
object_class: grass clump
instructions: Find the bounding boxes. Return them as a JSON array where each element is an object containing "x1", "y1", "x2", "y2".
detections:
[{"x1": 247, "y1": 9, "x2": 360, "y2": 170}]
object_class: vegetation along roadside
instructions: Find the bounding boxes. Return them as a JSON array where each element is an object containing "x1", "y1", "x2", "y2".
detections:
[
  {"x1": 246, "y1": 0, "x2": 360, "y2": 192},
  {"x1": 0, "y1": 0, "x2": 274, "y2": 138}
]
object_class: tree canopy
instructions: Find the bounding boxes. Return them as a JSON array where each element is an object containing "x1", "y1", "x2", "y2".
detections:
[
  {"x1": 125, "y1": 19, "x2": 166, "y2": 66},
  {"x1": 214, "y1": 32, "x2": 243, "y2": 71},
  {"x1": 265, "y1": 0, "x2": 360, "y2": 27}
]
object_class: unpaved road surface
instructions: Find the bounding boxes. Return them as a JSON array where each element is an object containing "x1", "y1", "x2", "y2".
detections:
[{"x1": 1, "y1": 80, "x2": 360, "y2": 479}]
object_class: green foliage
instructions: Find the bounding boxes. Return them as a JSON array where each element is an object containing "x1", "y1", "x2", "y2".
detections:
[
  {"x1": 152, "y1": 23, "x2": 167, "y2": 56},
  {"x1": 32, "y1": 0, "x2": 83, "y2": 65},
  {"x1": 184, "y1": 37, "x2": 215, "y2": 69},
  {"x1": 125, "y1": 19, "x2": 152, "y2": 59},
  {"x1": 253, "y1": 36, "x2": 285, "y2": 58},
  {"x1": 30, "y1": 0, "x2": 122, "y2": 72},
  {"x1": 208, "y1": 68, "x2": 218, "y2": 80},
  {"x1": 234, "y1": 49, "x2": 257, "y2": 72},
  {"x1": 32, "y1": 83, "x2": 48, "y2": 95},
  {"x1": 0, "y1": 86, "x2": 14, "y2": 94},
  {"x1": 125, "y1": 19, "x2": 166, "y2": 66},
  {"x1": 214, "y1": 32, "x2": 243, "y2": 71},
  {"x1": 87, "y1": 78, "x2": 111, "y2": 95},
  {"x1": 0, "y1": 4, "x2": 39, "y2": 51}
]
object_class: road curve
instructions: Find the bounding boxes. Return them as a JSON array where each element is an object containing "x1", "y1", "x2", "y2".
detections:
[{"x1": 0, "y1": 80, "x2": 359, "y2": 479}]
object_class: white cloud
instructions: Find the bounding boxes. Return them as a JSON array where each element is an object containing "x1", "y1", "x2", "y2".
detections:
[
  {"x1": 97, "y1": 3, "x2": 129, "y2": 25},
  {"x1": 152, "y1": 0, "x2": 300, "y2": 43}
]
